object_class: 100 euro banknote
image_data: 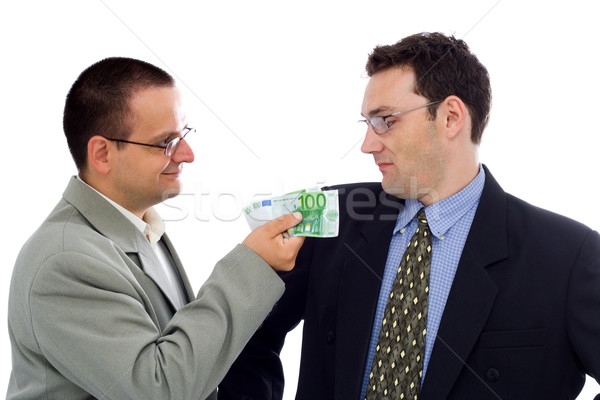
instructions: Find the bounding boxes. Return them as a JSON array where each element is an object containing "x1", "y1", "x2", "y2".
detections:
[{"x1": 243, "y1": 189, "x2": 339, "y2": 237}]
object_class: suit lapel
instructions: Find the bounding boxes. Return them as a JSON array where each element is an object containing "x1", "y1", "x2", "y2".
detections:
[
  {"x1": 334, "y1": 192, "x2": 403, "y2": 399},
  {"x1": 420, "y1": 167, "x2": 508, "y2": 400},
  {"x1": 134, "y1": 235, "x2": 185, "y2": 311},
  {"x1": 122, "y1": 252, "x2": 172, "y2": 330},
  {"x1": 62, "y1": 177, "x2": 140, "y2": 255},
  {"x1": 161, "y1": 234, "x2": 195, "y2": 302},
  {"x1": 62, "y1": 177, "x2": 185, "y2": 313}
]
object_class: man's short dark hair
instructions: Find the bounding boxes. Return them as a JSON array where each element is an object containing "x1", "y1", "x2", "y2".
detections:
[
  {"x1": 366, "y1": 32, "x2": 491, "y2": 144},
  {"x1": 63, "y1": 57, "x2": 175, "y2": 171}
]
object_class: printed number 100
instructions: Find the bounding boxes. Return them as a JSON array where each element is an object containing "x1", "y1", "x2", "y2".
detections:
[{"x1": 300, "y1": 193, "x2": 326, "y2": 211}]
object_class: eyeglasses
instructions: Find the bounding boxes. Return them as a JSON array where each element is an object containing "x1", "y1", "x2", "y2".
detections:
[
  {"x1": 104, "y1": 126, "x2": 195, "y2": 157},
  {"x1": 359, "y1": 100, "x2": 442, "y2": 134}
]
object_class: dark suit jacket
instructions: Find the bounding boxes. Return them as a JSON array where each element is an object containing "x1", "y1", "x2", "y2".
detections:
[{"x1": 219, "y1": 166, "x2": 600, "y2": 400}]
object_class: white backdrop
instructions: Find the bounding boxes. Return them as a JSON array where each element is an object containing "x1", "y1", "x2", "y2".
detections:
[{"x1": 1, "y1": 1, "x2": 599, "y2": 398}]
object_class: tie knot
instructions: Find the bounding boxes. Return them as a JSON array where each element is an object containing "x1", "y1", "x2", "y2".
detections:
[{"x1": 416, "y1": 209, "x2": 429, "y2": 228}]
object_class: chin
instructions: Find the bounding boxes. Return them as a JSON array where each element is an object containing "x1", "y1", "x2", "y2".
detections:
[
  {"x1": 381, "y1": 179, "x2": 412, "y2": 199},
  {"x1": 160, "y1": 186, "x2": 182, "y2": 201}
]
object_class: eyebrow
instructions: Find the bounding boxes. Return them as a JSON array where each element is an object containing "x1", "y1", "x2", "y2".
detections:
[
  {"x1": 149, "y1": 125, "x2": 189, "y2": 142},
  {"x1": 362, "y1": 106, "x2": 394, "y2": 118}
]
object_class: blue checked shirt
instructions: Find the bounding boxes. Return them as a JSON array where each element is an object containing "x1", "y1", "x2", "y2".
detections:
[{"x1": 359, "y1": 166, "x2": 485, "y2": 399}]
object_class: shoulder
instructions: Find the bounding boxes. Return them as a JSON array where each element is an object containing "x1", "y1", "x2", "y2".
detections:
[
  {"x1": 493, "y1": 192, "x2": 600, "y2": 267},
  {"x1": 481, "y1": 166, "x2": 595, "y2": 243},
  {"x1": 505, "y1": 193, "x2": 594, "y2": 238},
  {"x1": 13, "y1": 198, "x2": 132, "y2": 292},
  {"x1": 23, "y1": 198, "x2": 109, "y2": 256}
]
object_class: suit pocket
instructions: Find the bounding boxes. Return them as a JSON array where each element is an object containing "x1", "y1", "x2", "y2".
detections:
[
  {"x1": 449, "y1": 328, "x2": 548, "y2": 399},
  {"x1": 478, "y1": 327, "x2": 547, "y2": 349}
]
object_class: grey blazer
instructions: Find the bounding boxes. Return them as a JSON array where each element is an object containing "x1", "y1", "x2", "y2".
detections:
[{"x1": 7, "y1": 176, "x2": 284, "y2": 400}]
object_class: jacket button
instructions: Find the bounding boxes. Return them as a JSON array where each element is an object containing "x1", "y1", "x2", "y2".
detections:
[
  {"x1": 485, "y1": 368, "x2": 500, "y2": 382},
  {"x1": 326, "y1": 331, "x2": 336, "y2": 344}
]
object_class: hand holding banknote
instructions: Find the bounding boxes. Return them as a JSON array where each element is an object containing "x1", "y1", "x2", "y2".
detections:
[
  {"x1": 242, "y1": 212, "x2": 305, "y2": 271},
  {"x1": 244, "y1": 189, "x2": 339, "y2": 238}
]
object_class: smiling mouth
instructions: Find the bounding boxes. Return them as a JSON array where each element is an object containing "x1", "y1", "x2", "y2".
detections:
[
  {"x1": 376, "y1": 162, "x2": 393, "y2": 171},
  {"x1": 162, "y1": 166, "x2": 182, "y2": 176}
]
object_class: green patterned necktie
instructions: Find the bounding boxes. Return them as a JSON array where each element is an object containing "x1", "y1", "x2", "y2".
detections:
[{"x1": 365, "y1": 209, "x2": 432, "y2": 400}]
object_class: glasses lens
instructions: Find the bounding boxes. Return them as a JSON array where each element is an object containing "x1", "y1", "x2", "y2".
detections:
[
  {"x1": 371, "y1": 117, "x2": 387, "y2": 134},
  {"x1": 165, "y1": 137, "x2": 181, "y2": 157}
]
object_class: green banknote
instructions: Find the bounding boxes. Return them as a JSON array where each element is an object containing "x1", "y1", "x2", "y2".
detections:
[{"x1": 243, "y1": 189, "x2": 339, "y2": 238}]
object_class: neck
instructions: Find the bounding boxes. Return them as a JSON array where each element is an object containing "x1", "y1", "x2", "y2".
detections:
[
  {"x1": 79, "y1": 173, "x2": 148, "y2": 219},
  {"x1": 418, "y1": 152, "x2": 480, "y2": 206}
]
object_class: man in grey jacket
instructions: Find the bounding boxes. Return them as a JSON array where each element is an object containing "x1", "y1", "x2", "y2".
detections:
[{"x1": 7, "y1": 57, "x2": 304, "y2": 400}]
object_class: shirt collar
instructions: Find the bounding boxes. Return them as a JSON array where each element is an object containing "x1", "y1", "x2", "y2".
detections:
[
  {"x1": 393, "y1": 165, "x2": 485, "y2": 238},
  {"x1": 76, "y1": 176, "x2": 165, "y2": 247}
]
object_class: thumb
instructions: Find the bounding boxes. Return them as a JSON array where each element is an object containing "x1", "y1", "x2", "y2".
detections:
[{"x1": 264, "y1": 212, "x2": 303, "y2": 235}]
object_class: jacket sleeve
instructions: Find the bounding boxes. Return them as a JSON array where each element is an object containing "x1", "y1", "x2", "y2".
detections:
[
  {"x1": 25, "y1": 244, "x2": 284, "y2": 400},
  {"x1": 218, "y1": 238, "x2": 316, "y2": 399},
  {"x1": 567, "y1": 229, "x2": 600, "y2": 383}
]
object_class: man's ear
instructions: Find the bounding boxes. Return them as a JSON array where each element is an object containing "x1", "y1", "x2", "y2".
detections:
[
  {"x1": 439, "y1": 95, "x2": 467, "y2": 139},
  {"x1": 87, "y1": 135, "x2": 112, "y2": 175}
]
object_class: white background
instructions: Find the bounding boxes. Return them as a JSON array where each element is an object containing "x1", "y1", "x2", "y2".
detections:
[{"x1": 1, "y1": 0, "x2": 599, "y2": 398}]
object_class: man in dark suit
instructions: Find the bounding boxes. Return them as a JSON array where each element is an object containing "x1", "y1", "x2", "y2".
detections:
[{"x1": 218, "y1": 32, "x2": 600, "y2": 399}]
